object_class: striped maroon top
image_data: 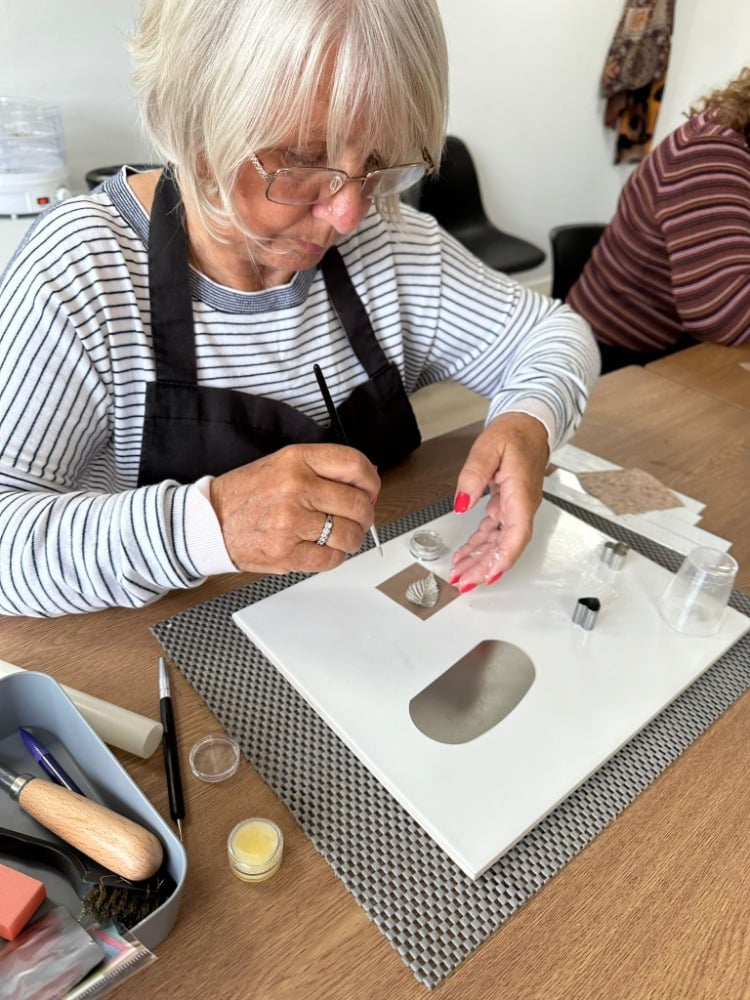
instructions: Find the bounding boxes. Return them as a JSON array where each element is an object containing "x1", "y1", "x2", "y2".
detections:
[{"x1": 568, "y1": 112, "x2": 750, "y2": 349}]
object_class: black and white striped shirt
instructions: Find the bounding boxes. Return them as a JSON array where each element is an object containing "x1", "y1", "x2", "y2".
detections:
[{"x1": 0, "y1": 169, "x2": 597, "y2": 616}]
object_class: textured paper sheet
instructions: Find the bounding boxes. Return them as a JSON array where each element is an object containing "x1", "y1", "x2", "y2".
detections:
[{"x1": 578, "y1": 467, "x2": 682, "y2": 515}]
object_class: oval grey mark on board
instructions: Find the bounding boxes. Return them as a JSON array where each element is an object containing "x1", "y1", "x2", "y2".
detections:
[{"x1": 409, "y1": 639, "x2": 535, "y2": 744}]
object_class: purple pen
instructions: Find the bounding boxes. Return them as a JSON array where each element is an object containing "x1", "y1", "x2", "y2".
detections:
[{"x1": 18, "y1": 727, "x2": 84, "y2": 795}]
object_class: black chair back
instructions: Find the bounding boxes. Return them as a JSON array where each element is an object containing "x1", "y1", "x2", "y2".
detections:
[
  {"x1": 417, "y1": 136, "x2": 545, "y2": 274},
  {"x1": 419, "y1": 136, "x2": 487, "y2": 229},
  {"x1": 549, "y1": 224, "x2": 606, "y2": 300}
]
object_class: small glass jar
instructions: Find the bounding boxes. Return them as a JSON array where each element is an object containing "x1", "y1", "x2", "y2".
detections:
[
  {"x1": 227, "y1": 818, "x2": 284, "y2": 882},
  {"x1": 409, "y1": 529, "x2": 445, "y2": 561}
]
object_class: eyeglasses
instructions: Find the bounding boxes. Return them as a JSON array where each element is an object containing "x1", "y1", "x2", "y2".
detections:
[{"x1": 248, "y1": 150, "x2": 435, "y2": 206}]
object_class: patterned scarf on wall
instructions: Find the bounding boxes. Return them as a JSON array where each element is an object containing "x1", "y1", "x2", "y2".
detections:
[{"x1": 601, "y1": 0, "x2": 676, "y2": 164}]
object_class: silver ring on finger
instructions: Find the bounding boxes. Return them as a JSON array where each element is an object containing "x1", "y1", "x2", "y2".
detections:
[{"x1": 316, "y1": 513, "x2": 334, "y2": 546}]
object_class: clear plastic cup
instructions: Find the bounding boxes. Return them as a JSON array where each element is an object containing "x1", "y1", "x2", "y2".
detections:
[{"x1": 658, "y1": 547, "x2": 738, "y2": 637}]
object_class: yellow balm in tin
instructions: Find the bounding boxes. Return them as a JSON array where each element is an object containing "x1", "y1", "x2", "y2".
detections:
[{"x1": 227, "y1": 818, "x2": 284, "y2": 882}]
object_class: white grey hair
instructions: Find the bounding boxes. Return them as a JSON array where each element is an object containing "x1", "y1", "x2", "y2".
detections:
[{"x1": 130, "y1": 0, "x2": 449, "y2": 239}]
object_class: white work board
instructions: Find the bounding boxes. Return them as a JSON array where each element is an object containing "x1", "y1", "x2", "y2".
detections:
[{"x1": 234, "y1": 500, "x2": 749, "y2": 879}]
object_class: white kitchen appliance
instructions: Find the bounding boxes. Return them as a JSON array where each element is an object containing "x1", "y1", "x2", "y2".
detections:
[{"x1": 0, "y1": 97, "x2": 71, "y2": 217}]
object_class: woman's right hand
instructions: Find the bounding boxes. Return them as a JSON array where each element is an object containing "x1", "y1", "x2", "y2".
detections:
[{"x1": 209, "y1": 443, "x2": 381, "y2": 574}]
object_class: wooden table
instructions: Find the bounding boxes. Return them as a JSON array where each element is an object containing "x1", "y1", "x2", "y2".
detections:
[
  {"x1": 572, "y1": 360, "x2": 749, "y2": 593},
  {"x1": 1, "y1": 347, "x2": 749, "y2": 999},
  {"x1": 646, "y1": 341, "x2": 750, "y2": 412}
]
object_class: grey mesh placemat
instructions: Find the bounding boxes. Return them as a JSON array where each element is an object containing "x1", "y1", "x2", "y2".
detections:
[{"x1": 153, "y1": 496, "x2": 750, "y2": 989}]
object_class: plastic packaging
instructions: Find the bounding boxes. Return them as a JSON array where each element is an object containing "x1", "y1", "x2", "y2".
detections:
[{"x1": 0, "y1": 904, "x2": 105, "y2": 1000}]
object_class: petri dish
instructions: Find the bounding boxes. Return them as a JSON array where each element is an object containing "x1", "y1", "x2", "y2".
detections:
[{"x1": 189, "y1": 733, "x2": 240, "y2": 783}]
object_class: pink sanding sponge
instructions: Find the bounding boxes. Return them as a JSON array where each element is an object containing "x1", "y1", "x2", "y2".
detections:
[{"x1": 0, "y1": 862, "x2": 47, "y2": 940}]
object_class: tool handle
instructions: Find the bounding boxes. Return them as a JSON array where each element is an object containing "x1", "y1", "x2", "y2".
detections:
[
  {"x1": 160, "y1": 697, "x2": 185, "y2": 823},
  {"x1": 17, "y1": 777, "x2": 163, "y2": 881}
]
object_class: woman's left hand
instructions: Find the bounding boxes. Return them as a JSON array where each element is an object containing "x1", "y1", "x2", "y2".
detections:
[{"x1": 449, "y1": 412, "x2": 550, "y2": 592}]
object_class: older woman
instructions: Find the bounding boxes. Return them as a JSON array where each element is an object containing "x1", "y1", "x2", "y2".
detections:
[{"x1": 0, "y1": 0, "x2": 597, "y2": 616}]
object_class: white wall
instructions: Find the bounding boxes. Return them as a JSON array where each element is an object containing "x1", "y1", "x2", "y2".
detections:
[
  {"x1": 439, "y1": 0, "x2": 625, "y2": 285},
  {"x1": 0, "y1": 0, "x2": 748, "y2": 284},
  {"x1": 438, "y1": 0, "x2": 750, "y2": 283}
]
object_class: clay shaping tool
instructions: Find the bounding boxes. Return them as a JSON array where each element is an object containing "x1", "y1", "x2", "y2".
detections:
[{"x1": 0, "y1": 762, "x2": 163, "y2": 882}]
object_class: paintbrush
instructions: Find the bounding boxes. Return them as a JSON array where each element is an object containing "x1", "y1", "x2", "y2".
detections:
[
  {"x1": 313, "y1": 363, "x2": 383, "y2": 555},
  {"x1": 0, "y1": 762, "x2": 163, "y2": 882},
  {"x1": 0, "y1": 827, "x2": 174, "y2": 929}
]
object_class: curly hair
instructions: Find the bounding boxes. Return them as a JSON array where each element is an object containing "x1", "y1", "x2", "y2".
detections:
[{"x1": 690, "y1": 65, "x2": 750, "y2": 139}]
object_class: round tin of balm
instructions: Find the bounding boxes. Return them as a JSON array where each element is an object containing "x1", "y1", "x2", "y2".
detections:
[
  {"x1": 227, "y1": 818, "x2": 284, "y2": 882},
  {"x1": 409, "y1": 529, "x2": 445, "y2": 561}
]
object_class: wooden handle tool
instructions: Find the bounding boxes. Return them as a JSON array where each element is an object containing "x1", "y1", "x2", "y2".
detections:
[{"x1": 0, "y1": 763, "x2": 163, "y2": 881}]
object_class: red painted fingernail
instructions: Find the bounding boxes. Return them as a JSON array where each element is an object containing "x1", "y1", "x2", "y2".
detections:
[
  {"x1": 449, "y1": 573, "x2": 461, "y2": 585},
  {"x1": 454, "y1": 492, "x2": 470, "y2": 513},
  {"x1": 486, "y1": 572, "x2": 504, "y2": 586},
  {"x1": 458, "y1": 582, "x2": 477, "y2": 594}
]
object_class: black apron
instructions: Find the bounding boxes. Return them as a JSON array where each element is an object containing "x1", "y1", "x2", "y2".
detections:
[{"x1": 137, "y1": 171, "x2": 420, "y2": 485}]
